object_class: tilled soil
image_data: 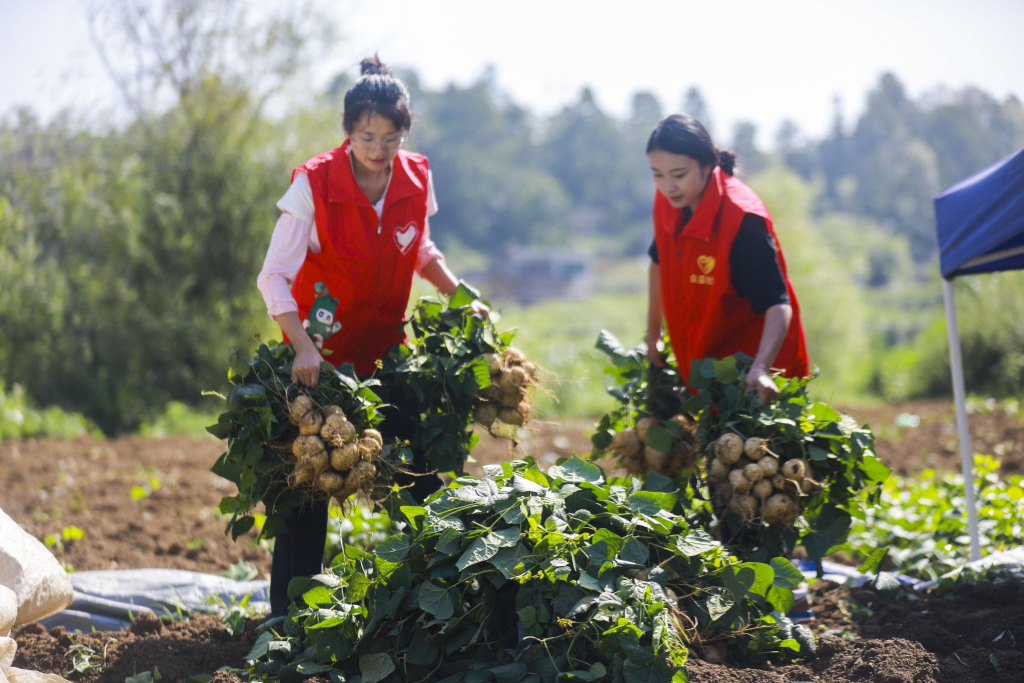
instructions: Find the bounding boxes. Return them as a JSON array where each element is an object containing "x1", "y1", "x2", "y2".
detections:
[{"x1": 4, "y1": 399, "x2": 1024, "y2": 682}]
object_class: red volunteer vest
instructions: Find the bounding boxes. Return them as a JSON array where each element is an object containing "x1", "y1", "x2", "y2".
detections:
[
  {"x1": 653, "y1": 167, "x2": 809, "y2": 387},
  {"x1": 288, "y1": 140, "x2": 430, "y2": 376}
]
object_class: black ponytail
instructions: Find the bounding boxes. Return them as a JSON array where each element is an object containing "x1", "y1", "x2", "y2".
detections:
[
  {"x1": 342, "y1": 55, "x2": 412, "y2": 134},
  {"x1": 646, "y1": 114, "x2": 738, "y2": 176}
]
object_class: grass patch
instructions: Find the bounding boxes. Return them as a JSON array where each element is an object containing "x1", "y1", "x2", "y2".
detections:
[
  {"x1": 493, "y1": 291, "x2": 647, "y2": 420},
  {"x1": 138, "y1": 399, "x2": 221, "y2": 439}
]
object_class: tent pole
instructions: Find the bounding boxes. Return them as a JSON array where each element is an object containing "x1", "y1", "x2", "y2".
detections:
[{"x1": 942, "y1": 277, "x2": 981, "y2": 561}]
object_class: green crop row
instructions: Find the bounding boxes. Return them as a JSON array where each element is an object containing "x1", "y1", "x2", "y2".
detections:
[
  {"x1": 320, "y1": 451, "x2": 1024, "y2": 587},
  {"x1": 845, "y1": 454, "x2": 1024, "y2": 580}
]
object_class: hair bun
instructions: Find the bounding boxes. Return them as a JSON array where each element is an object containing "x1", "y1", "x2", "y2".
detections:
[
  {"x1": 717, "y1": 149, "x2": 737, "y2": 176},
  {"x1": 360, "y1": 55, "x2": 392, "y2": 77}
]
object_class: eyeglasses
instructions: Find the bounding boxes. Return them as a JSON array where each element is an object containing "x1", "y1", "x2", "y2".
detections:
[{"x1": 351, "y1": 134, "x2": 406, "y2": 153}]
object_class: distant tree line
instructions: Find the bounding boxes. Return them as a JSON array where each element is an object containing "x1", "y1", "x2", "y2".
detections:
[
  {"x1": 401, "y1": 69, "x2": 1024, "y2": 267},
  {"x1": 1, "y1": 0, "x2": 1023, "y2": 433}
]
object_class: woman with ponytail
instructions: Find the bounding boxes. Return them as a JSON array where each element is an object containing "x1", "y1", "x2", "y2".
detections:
[
  {"x1": 645, "y1": 114, "x2": 809, "y2": 403},
  {"x1": 257, "y1": 56, "x2": 488, "y2": 616}
]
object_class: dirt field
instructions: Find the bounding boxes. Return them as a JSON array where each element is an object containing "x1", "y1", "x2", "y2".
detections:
[{"x1": 4, "y1": 398, "x2": 1024, "y2": 682}]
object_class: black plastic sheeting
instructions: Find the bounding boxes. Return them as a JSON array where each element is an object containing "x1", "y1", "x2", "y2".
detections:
[{"x1": 34, "y1": 552, "x2": 1024, "y2": 633}]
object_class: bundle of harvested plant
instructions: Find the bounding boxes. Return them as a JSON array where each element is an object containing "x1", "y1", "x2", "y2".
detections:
[
  {"x1": 705, "y1": 433, "x2": 811, "y2": 526},
  {"x1": 472, "y1": 347, "x2": 537, "y2": 429},
  {"x1": 208, "y1": 342, "x2": 388, "y2": 540},
  {"x1": 285, "y1": 397, "x2": 382, "y2": 504},
  {"x1": 606, "y1": 413, "x2": 699, "y2": 477}
]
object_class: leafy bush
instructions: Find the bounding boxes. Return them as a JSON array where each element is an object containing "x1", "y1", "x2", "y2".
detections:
[
  {"x1": 868, "y1": 271, "x2": 1024, "y2": 403},
  {"x1": 138, "y1": 400, "x2": 221, "y2": 439},
  {"x1": 0, "y1": 382, "x2": 98, "y2": 441},
  {"x1": 0, "y1": 102, "x2": 281, "y2": 435},
  {"x1": 244, "y1": 457, "x2": 813, "y2": 682}
]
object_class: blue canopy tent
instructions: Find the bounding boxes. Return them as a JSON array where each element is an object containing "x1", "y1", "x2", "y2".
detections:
[{"x1": 934, "y1": 147, "x2": 1024, "y2": 561}]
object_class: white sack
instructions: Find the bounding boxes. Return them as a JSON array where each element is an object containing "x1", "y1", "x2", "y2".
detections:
[
  {"x1": 0, "y1": 636, "x2": 14, "y2": 672},
  {"x1": 0, "y1": 587, "x2": 16, "y2": 637},
  {"x1": 1, "y1": 636, "x2": 71, "y2": 683},
  {"x1": 7, "y1": 670, "x2": 70, "y2": 683},
  {"x1": 0, "y1": 509, "x2": 73, "y2": 626}
]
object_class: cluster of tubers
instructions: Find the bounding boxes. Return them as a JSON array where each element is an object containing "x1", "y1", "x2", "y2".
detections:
[
  {"x1": 706, "y1": 432, "x2": 817, "y2": 525},
  {"x1": 473, "y1": 347, "x2": 536, "y2": 429},
  {"x1": 607, "y1": 414, "x2": 699, "y2": 477},
  {"x1": 287, "y1": 394, "x2": 382, "y2": 503}
]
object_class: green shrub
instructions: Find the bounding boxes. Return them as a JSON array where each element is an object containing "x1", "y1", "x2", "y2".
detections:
[
  {"x1": 138, "y1": 399, "x2": 222, "y2": 438},
  {"x1": 0, "y1": 382, "x2": 98, "y2": 441},
  {"x1": 871, "y1": 271, "x2": 1024, "y2": 402}
]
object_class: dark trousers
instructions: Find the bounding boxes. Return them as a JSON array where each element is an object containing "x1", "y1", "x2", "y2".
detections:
[
  {"x1": 380, "y1": 389, "x2": 446, "y2": 503},
  {"x1": 269, "y1": 498, "x2": 328, "y2": 617}
]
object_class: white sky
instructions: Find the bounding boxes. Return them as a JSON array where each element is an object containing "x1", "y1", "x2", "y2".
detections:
[{"x1": 3, "y1": 0, "x2": 1023, "y2": 147}]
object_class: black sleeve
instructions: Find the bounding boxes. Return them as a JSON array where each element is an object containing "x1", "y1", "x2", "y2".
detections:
[
  {"x1": 648, "y1": 238, "x2": 659, "y2": 265},
  {"x1": 730, "y1": 213, "x2": 790, "y2": 315}
]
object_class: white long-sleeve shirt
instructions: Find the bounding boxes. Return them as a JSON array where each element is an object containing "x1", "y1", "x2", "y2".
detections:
[{"x1": 256, "y1": 170, "x2": 444, "y2": 318}]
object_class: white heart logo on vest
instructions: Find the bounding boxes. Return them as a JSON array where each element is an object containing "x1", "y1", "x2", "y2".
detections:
[{"x1": 394, "y1": 222, "x2": 418, "y2": 254}]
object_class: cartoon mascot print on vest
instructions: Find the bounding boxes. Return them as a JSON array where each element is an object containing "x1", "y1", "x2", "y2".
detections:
[{"x1": 303, "y1": 282, "x2": 342, "y2": 352}]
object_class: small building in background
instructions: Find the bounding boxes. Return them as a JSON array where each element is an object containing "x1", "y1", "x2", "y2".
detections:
[{"x1": 486, "y1": 246, "x2": 595, "y2": 305}]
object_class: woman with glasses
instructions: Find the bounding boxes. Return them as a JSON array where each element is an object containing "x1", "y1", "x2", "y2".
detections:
[
  {"x1": 645, "y1": 114, "x2": 809, "y2": 404},
  {"x1": 257, "y1": 56, "x2": 487, "y2": 617}
]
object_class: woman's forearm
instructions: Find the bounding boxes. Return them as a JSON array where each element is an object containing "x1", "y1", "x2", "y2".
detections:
[
  {"x1": 419, "y1": 257, "x2": 459, "y2": 296},
  {"x1": 646, "y1": 263, "x2": 664, "y2": 361},
  {"x1": 274, "y1": 311, "x2": 316, "y2": 353},
  {"x1": 274, "y1": 310, "x2": 324, "y2": 387},
  {"x1": 751, "y1": 303, "x2": 792, "y2": 372}
]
